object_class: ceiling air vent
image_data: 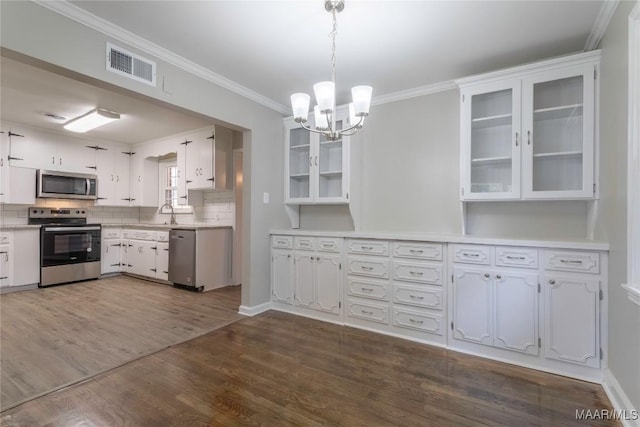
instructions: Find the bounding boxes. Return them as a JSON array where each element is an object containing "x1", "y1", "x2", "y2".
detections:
[{"x1": 106, "y1": 43, "x2": 156, "y2": 87}]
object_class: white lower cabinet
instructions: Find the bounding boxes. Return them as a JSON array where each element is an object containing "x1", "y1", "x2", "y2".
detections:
[
  {"x1": 452, "y1": 267, "x2": 538, "y2": 355},
  {"x1": 155, "y1": 242, "x2": 169, "y2": 281},
  {"x1": 101, "y1": 229, "x2": 123, "y2": 275},
  {"x1": 0, "y1": 230, "x2": 39, "y2": 289},
  {"x1": 271, "y1": 236, "x2": 342, "y2": 322},
  {"x1": 271, "y1": 233, "x2": 607, "y2": 381},
  {"x1": 543, "y1": 274, "x2": 600, "y2": 368},
  {"x1": 121, "y1": 230, "x2": 170, "y2": 282}
]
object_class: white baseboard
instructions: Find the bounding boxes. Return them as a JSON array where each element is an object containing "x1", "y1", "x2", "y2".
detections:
[
  {"x1": 602, "y1": 368, "x2": 640, "y2": 427},
  {"x1": 238, "y1": 301, "x2": 272, "y2": 317}
]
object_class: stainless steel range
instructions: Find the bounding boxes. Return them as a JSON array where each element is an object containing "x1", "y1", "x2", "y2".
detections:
[{"x1": 29, "y1": 209, "x2": 101, "y2": 287}]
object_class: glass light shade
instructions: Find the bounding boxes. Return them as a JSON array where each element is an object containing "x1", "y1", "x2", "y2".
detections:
[
  {"x1": 64, "y1": 108, "x2": 120, "y2": 133},
  {"x1": 313, "y1": 81, "x2": 335, "y2": 113},
  {"x1": 348, "y1": 103, "x2": 365, "y2": 128},
  {"x1": 314, "y1": 105, "x2": 329, "y2": 130},
  {"x1": 290, "y1": 93, "x2": 310, "y2": 122},
  {"x1": 351, "y1": 85, "x2": 373, "y2": 116}
]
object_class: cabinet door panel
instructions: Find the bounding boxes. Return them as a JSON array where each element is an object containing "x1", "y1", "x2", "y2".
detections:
[
  {"x1": 156, "y1": 242, "x2": 169, "y2": 281},
  {"x1": 272, "y1": 250, "x2": 294, "y2": 304},
  {"x1": 314, "y1": 254, "x2": 341, "y2": 314},
  {"x1": 0, "y1": 244, "x2": 11, "y2": 287},
  {"x1": 453, "y1": 267, "x2": 492, "y2": 345},
  {"x1": 544, "y1": 275, "x2": 600, "y2": 368},
  {"x1": 285, "y1": 124, "x2": 312, "y2": 203},
  {"x1": 114, "y1": 149, "x2": 131, "y2": 206},
  {"x1": 101, "y1": 239, "x2": 122, "y2": 274},
  {"x1": 522, "y1": 64, "x2": 595, "y2": 199},
  {"x1": 494, "y1": 272, "x2": 538, "y2": 355},
  {"x1": 294, "y1": 254, "x2": 314, "y2": 308},
  {"x1": 461, "y1": 80, "x2": 521, "y2": 200}
]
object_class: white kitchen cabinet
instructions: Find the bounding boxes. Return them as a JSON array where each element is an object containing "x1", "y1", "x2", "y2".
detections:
[
  {"x1": 0, "y1": 230, "x2": 39, "y2": 288},
  {"x1": 544, "y1": 274, "x2": 600, "y2": 368},
  {"x1": 0, "y1": 129, "x2": 36, "y2": 205},
  {"x1": 93, "y1": 143, "x2": 132, "y2": 206},
  {"x1": 155, "y1": 242, "x2": 169, "y2": 281},
  {"x1": 129, "y1": 153, "x2": 159, "y2": 207},
  {"x1": 122, "y1": 230, "x2": 157, "y2": 278},
  {"x1": 314, "y1": 253, "x2": 341, "y2": 314},
  {"x1": 294, "y1": 252, "x2": 315, "y2": 309},
  {"x1": 101, "y1": 228, "x2": 123, "y2": 275},
  {"x1": 0, "y1": 241, "x2": 11, "y2": 288},
  {"x1": 284, "y1": 114, "x2": 350, "y2": 204},
  {"x1": 272, "y1": 249, "x2": 294, "y2": 304},
  {"x1": 452, "y1": 266, "x2": 538, "y2": 356},
  {"x1": 458, "y1": 52, "x2": 599, "y2": 201}
]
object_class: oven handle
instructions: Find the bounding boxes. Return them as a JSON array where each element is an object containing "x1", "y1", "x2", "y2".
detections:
[
  {"x1": 43, "y1": 226, "x2": 102, "y2": 232},
  {"x1": 86, "y1": 178, "x2": 91, "y2": 196}
]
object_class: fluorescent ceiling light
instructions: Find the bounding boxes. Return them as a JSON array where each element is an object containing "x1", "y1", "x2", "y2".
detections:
[{"x1": 64, "y1": 108, "x2": 120, "y2": 133}]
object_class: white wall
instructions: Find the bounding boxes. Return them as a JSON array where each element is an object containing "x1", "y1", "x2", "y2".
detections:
[
  {"x1": 0, "y1": 1, "x2": 289, "y2": 308},
  {"x1": 598, "y1": 0, "x2": 640, "y2": 411}
]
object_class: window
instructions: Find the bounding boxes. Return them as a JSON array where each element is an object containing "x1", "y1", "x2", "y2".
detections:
[
  {"x1": 163, "y1": 164, "x2": 179, "y2": 207},
  {"x1": 624, "y1": 2, "x2": 640, "y2": 306}
]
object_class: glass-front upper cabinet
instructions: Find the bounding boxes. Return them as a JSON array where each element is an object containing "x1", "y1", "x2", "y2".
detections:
[
  {"x1": 284, "y1": 114, "x2": 350, "y2": 204},
  {"x1": 461, "y1": 80, "x2": 521, "y2": 200},
  {"x1": 522, "y1": 64, "x2": 595, "y2": 199},
  {"x1": 459, "y1": 56, "x2": 597, "y2": 201}
]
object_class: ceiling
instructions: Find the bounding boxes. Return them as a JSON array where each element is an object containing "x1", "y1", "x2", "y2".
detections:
[
  {"x1": 1, "y1": 1, "x2": 606, "y2": 143},
  {"x1": 69, "y1": 0, "x2": 605, "y2": 108}
]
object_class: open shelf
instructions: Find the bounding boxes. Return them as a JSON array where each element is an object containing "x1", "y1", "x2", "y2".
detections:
[
  {"x1": 320, "y1": 139, "x2": 342, "y2": 148},
  {"x1": 471, "y1": 113, "x2": 512, "y2": 129},
  {"x1": 319, "y1": 170, "x2": 343, "y2": 177},
  {"x1": 533, "y1": 150, "x2": 582, "y2": 159},
  {"x1": 471, "y1": 156, "x2": 512, "y2": 165},
  {"x1": 290, "y1": 173, "x2": 310, "y2": 179},
  {"x1": 534, "y1": 104, "x2": 583, "y2": 121},
  {"x1": 290, "y1": 144, "x2": 311, "y2": 151}
]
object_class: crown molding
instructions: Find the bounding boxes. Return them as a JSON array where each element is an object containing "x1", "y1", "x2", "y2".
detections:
[
  {"x1": 371, "y1": 80, "x2": 457, "y2": 106},
  {"x1": 584, "y1": 0, "x2": 620, "y2": 51},
  {"x1": 32, "y1": 0, "x2": 290, "y2": 115}
]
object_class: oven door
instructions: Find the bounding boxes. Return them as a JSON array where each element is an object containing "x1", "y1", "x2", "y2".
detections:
[{"x1": 41, "y1": 226, "x2": 101, "y2": 267}]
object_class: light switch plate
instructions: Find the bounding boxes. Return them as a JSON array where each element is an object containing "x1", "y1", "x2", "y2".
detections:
[{"x1": 263, "y1": 192, "x2": 269, "y2": 204}]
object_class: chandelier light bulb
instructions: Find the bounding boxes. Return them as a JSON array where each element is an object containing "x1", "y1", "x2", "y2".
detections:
[
  {"x1": 291, "y1": 93, "x2": 311, "y2": 122},
  {"x1": 314, "y1": 105, "x2": 329, "y2": 130},
  {"x1": 313, "y1": 81, "x2": 335, "y2": 114},
  {"x1": 351, "y1": 86, "x2": 373, "y2": 116}
]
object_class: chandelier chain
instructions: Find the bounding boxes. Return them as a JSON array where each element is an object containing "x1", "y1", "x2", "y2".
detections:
[{"x1": 330, "y1": 8, "x2": 337, "y2": 85}]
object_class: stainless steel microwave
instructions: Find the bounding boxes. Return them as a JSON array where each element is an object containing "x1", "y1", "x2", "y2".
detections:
[{"x1": 37, "y1": 170, "x2": 97, "y2": 200}]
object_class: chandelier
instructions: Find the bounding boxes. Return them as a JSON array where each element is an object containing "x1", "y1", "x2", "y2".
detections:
[{"x1": 290, "y1": 0, "x2": 372, "y2": 141}]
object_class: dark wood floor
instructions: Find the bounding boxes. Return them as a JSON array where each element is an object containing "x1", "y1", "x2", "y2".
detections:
[
  {"x1": 0, "y1": 276, "x2": 242, "y2": 411},
  {"x1": 1, "y1": 311, "x2": 618, "y2": 426}
]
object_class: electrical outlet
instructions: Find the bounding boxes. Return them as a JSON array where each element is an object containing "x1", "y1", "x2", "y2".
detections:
[{"x1": 263, "y1": 192, "x2": 269, "y2": 204}]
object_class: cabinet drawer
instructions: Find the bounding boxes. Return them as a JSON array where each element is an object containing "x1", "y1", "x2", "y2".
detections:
[
  {"x1": 294, "y1": 237, "x2": 315, "y2": 251},
  {"x1": 347, "y1": 257, "x2": 389, "y2": 279},
  {"x1": 317, "y1": 237, "x2": 342, "y2": 253},
  {"x1": 393, "y1": 308, "x2": 443, "y2": 335},
  {"x1": 0, "y1": 234, "x2": 12, "y2": 244},
  {"x1": 347, "y1": 277, "x2": 389, "y2": 301},
  {"x1": 453, "y1": 244, "x2": 491, "y2": 265},
  {"x1": 392, "y1": 261, "x2": 443, "y2": 285},
  {"x1": 272, "y1": 235, "x2": 293, "y2": 249},
  {"x1": 392, "y1": 284, "x2": 443, "y2": 310},
  {"x1": 544, "y1": 250, "x2": 599, "y2": 274},
  {"x1": 156, "y1": 231, "x2": 169, "y2": 242},
  {"x1": 347, "y1": 239, "x2": 389, "y2": 256},
  {"x1": 103, "y1": 229, "x2": 121, "y2": 239},
  {"x1": 347, "y1": 299, "x2": 389, "y2": 324},
  {"x1": 125, "y1": 230, "x2": 157, "y2": 241},
  {"x1": 495, "y1": 247, "x2": 538, "y2": 269},
  {"x1": 393, "y1": 242, "x2": 443, "y2": 261}
]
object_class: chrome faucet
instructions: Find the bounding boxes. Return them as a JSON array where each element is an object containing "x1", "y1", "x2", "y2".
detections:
[{"x1": 159, "y1": 203, "x2": 177, "y2": 225}]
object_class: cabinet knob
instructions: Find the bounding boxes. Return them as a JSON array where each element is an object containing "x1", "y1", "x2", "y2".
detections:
[
  {"x1": 484, "y1": 273, "x2": 490, "y2": 278},
  {"x1": 496, "y1": 274, "x2": 502, "y2": 279},
  {"x1": 549, "y1": 279, "x2": 556, "y2": 285}
]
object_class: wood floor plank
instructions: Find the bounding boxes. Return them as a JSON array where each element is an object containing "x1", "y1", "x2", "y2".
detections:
[
  {"x1": 0, "y1": 276, "x2": 241, "y2": 411},
  {"x1": 2, "y1": 311, "x2": 618, "y2": 426}
]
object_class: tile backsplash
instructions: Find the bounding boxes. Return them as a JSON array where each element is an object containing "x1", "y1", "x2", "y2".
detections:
[{"x1": 0, "y1": 191, "x2": 235, "y2": 227}]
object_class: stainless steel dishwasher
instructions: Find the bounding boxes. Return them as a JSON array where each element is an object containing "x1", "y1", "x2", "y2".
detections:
[{"x1": 168, "y1": 229, "x2": 196, "y2": 288}]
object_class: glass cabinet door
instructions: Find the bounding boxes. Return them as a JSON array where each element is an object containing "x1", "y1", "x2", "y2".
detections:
[
  {"x1": 522, "y1": 64, "x2": 595, "y2": 198},
  {"x1": 317, "y1": 119, "x2": 347, "y2": 202},
  {"x1": 462, "y1": 80, "x2": 521, "y2": 200},
  {"x1": 287, "y1": 127, "x2": 312, "y2": 202}
]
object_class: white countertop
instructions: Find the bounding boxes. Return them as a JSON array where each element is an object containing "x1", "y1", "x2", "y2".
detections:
[
  {"x1": 270, "y1": 229, "x2": 609, "y2": 251},
  {"x1": 102, "y1": 223, "x2": 232, "y2": 230}
]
